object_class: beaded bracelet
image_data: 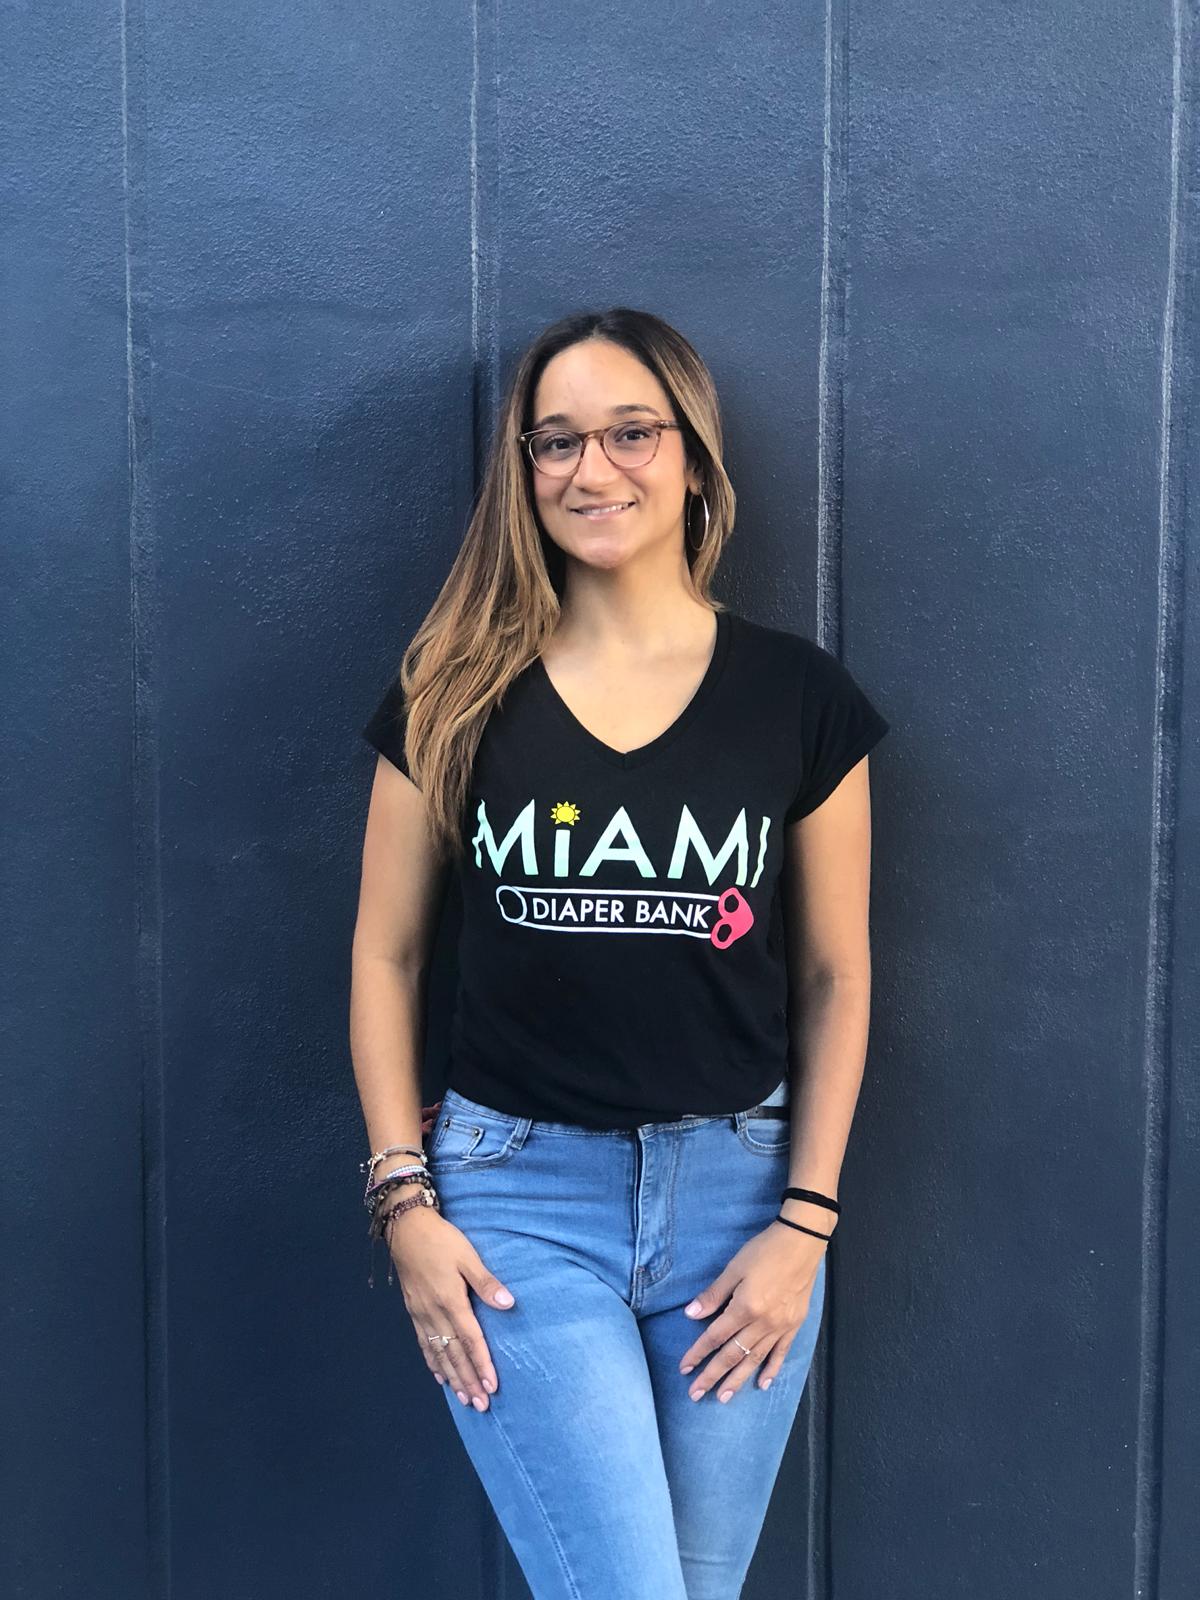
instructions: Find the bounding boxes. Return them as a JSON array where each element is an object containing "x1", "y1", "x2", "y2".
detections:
[
  {"x1": 360, "y1": 1143, "x2": 425, "y2": 1189},
  {"x1": 363, "y1": 1161, "x2": 428, "y2": 1210},
  {"x1": 382, "y1": 1189, "x2": 439, "y2": 1226},
  {"x1": 367, "y1": 1168, "x2": 434, "y2": 1223}
]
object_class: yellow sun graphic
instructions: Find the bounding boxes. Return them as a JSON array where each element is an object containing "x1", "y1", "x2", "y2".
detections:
[{"x1": 550, "y1": 800, "x2": 582, "y2": 825}]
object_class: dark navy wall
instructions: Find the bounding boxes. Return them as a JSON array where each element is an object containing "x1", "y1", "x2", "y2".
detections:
[{"x1": 3, "y1": 2, "x2": 1196, "y2": 1597}]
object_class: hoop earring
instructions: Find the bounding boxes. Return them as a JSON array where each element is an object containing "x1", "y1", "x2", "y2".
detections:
[{"x1": 685, "y1": 489, "x2": 711, "y2": 553}]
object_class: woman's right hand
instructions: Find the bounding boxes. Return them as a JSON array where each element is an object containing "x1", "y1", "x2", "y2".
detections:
[{"x1": 386, "y1": 1205, "x2": 517, "y2": 1413}]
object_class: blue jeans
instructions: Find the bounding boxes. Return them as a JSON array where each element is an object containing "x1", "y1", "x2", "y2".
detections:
[{"x1": 425, "y1": 1075, "x2": 826, "y2": 1599}]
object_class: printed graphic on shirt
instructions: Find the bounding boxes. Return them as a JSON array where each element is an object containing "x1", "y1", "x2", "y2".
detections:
[{"x1": 470, "y1": 796, "x2": 769, "y2": 949}]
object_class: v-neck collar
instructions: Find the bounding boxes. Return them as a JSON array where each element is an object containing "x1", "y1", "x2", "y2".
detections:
[{"x1": 532, "y1": 608, "x2": 734, "y2": 771}]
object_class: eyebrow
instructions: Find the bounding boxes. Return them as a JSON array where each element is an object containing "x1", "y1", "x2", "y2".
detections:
[{"x1": 532, "y1": 402, "x2": 662, "y2": 429}]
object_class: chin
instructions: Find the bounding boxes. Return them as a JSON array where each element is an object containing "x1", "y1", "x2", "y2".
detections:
[{"x1": 579, "y1": 528, "x2": 651, "y2": 562}]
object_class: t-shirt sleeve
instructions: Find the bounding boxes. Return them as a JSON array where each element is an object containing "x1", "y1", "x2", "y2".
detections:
[
  {"x1": 784, "y1": 643, "x2": 890, "y2": 823},
  {"x1": 361, "y1": 675, "x2": 413, "y2": 782}
]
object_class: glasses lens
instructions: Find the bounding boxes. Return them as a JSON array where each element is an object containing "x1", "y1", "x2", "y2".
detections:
[
  {"x1": 604, "y1": 422, "x2": 658, "y2": 469},
  {"x1": 529, "y1": 431, "x2": 581, "y2": 475}
]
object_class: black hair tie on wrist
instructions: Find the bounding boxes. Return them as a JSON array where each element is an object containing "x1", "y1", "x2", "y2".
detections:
[
  {"x1": 774, "y1": 1215, "x2": 833, "y2": 1241},
  {"x1": 782, "y1": 1186, "x2": 840, "y2": 1214}
]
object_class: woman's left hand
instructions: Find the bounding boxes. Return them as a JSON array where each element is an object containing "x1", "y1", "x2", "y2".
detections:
[{"x1": 678, "y1": 1224, "x2": 825, "y2": 1401}]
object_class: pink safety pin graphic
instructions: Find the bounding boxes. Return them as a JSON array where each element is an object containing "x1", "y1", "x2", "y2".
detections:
[{"x1": 711, "y1": 886, "x2": 754, "y2": 949}]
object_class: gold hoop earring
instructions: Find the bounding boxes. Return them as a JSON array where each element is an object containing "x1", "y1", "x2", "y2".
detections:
[{"x1": 685, "y1": 489, "x2": 711, "y2": 552}]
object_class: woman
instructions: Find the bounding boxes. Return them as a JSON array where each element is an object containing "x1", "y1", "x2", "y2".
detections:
[{"x1": 350, "y1": 306, "x2": 889, "y2": 1599}]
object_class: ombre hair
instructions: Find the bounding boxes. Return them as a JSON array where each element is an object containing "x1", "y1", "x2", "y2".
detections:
[{"x1": 381, "y1": 306, "x2": 737, "y2": 862}]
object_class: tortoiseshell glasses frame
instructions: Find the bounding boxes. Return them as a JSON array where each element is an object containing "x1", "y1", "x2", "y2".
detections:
[{"x1": 516, "y1": 419, "x2": 682, "y2": 477}]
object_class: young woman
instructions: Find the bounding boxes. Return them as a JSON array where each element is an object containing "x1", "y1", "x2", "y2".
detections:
[{"x1": 350, "y1": 306, "x2": 889, "y2": 1599}]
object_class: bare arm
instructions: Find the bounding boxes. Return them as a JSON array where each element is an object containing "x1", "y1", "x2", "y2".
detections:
[
  {"x1": 780, "y1": 752, "x2": 877, "y2": 1237},
  {"x1": 350, "y1": 754, "x2": 516, "y2": 1412},
  {"x1": 349, "y1": 755, "x2": 450, "y2": 1160}
]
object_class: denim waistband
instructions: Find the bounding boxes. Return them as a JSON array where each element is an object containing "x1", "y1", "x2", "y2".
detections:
[{"x1": 440, "y1": 1074, "x2": 790, "y2": 1136}]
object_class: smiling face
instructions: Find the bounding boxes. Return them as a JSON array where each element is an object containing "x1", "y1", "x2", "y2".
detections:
[{"x1": 526, "y1": 338, "x2": 703, "y2": 573}]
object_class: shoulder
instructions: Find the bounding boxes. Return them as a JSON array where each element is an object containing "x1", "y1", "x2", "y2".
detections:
[
  {"x1": 737, "y1": 618, "x2": 891, "y2": 823},
  {"x1": 729, "y1": 609, "x2": 890, "y2": 745},
  {"x1": 362, "y1": 669, "x2": 411, "y2": 778},
  {"x1": 727, "y1": 610, "x2": 836, "y2": 686}
]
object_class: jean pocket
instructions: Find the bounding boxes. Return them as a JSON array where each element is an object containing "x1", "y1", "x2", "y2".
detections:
[
  {"x1": 734, "y1": 1114, "x2": 792, "y2": 1156},
  {"x1": 427, "y1": 1104, "x2": 522, "y2": 1170}
]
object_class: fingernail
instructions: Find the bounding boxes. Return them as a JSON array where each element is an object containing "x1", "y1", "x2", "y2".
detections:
[
  {"x1": 472, "y1": 1396, "x2": 488, "y2": 1411},
  {"x1": 494, "y1": 1289, "x2": 514, "y2": 1306},
  {"x1": 457, "y1": 1390, "x2": 468, "y2": 1405},
  {"x1": 719, "y1": 1389, "x2": 734, "y2": 1403},
  {"x1": 761, "y1": 1378, "x2": 773, "y2": 1390},
  {"x1": 482, "y1": 1376, "x2": 496, "y2": 1393},
  {"x1": 689, "y1": 1388, "x2": 703, "y2": 1402},
  {"x1": 685, "y1": 1300, "x2": 702, "y2": 1316},
  {"x1": 680, "y1": 1364, "x2": 695, "y2": 1375}
]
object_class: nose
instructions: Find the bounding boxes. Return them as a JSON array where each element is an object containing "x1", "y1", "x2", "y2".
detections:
[{"x1": 571, "y1": 432, "x2": 623, "y2": 487}]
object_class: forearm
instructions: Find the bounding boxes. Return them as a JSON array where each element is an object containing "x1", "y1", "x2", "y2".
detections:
[
  {"x1": 349, "y1": 949, "x2": 431, "y2": 1162},
  {"x1": 781, "y1": 972, "x2": 873, "y2": 1234}
]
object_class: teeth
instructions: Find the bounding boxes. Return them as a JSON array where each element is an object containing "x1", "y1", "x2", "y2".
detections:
[{"x1": 576, "y1": 503, "x2": 632, "y2": 514}]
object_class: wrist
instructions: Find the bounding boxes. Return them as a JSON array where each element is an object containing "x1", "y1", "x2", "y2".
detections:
[
  {"x1": 778, "y1": 1196, "x2": 838, "y2": 1233},
  {"x1": 378, "y1": 1186, "x2": 441, "y2": 1228},
  {"x1": 372, "y1": 1171, "x2": 434, "y2": 1212}
]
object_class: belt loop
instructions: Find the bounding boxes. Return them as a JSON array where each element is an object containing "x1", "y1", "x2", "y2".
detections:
[{"x1": 508, "y1": 1116, "x2": 533, "y2": 1151}]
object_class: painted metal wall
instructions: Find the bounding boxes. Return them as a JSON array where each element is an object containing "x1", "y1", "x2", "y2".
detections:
[{"x1": 3, "y1": 1, "x2": 1196, "y2": 1596}]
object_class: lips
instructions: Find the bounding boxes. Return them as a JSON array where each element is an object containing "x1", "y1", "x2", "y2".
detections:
[{"x1": 571, "y1": 502, "x2": 635, "y2": 517}]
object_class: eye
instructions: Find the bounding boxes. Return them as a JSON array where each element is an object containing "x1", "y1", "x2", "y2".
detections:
[{"x1": 613, "y1": 424, "x2": 652, "y2": 443}]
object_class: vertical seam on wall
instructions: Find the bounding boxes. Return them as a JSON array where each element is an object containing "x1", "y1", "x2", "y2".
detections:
[
  {"x1": 815, "y1": 2, "x2": 851, "y2": 1598},
  {"x1": 121, "y1": 0, "x2": 169, "y2": 1595},
  {"x1": 471, "y1": 0, "x2": 502, "y2": 489},
  {"x1": 1140, "y1": 4, "x2": 1193, "y2": 1597},
  {"x1": 817, "y1": 0, "x2": 850, "y2": 667}
]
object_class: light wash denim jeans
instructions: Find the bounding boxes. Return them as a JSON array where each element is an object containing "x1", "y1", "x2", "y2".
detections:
[{"x1": 425, "y1": 1074, "x2": 826, "y2": 1600}]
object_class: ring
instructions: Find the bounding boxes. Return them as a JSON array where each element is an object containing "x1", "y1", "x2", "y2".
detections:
[
  {"x1": 426, "y1": 1333, "x2": 458, "y2": 1348},
  {"x1": 732, "y1": 1336, "x2": 753, "y2": 1357}
]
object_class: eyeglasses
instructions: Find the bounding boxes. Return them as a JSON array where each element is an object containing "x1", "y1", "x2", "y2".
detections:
[{"x1": 517, "y1": 419, "x2": 682, "y2": 477}]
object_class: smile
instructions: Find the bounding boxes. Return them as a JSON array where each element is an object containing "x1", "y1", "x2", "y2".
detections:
[{"x1": 571, "y1": 503, "x2": 635, "y2": 519}]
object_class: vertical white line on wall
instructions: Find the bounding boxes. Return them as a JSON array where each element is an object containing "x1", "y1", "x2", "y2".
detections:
[
  {"x1": 469, "y1": 19, "x2": 509, "y2": 1595},
  {"x1": 1138, "y1": 4, "x2": 1189, "y2": 1596},
  {"x1": 811, "y1": 3, "x2": 848, "y2": 1598},
  {"x1": 470, "y1": 0, "x2": 481, "y2": 410},
  {"x1": 816, "y1": 0, "x2": 833, "y2": 655},
  {"x1": 470, "y1": 0, "x2": 501, "y2": 484},
  {"x1": 815, "y1": 0, "x2": 847, "y2": 664},
  {"x1": 121, "y1": 0, "x2": 169, "y2": 1593}
]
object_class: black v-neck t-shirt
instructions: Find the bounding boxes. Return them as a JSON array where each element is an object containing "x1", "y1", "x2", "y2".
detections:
[{"x1": 362, "y1": 607, "x2": 890, "y2": 1129}]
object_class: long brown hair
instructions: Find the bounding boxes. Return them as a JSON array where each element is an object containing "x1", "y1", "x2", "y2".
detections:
[{"x1": 382, "y1": 306, "x2": 737, "y2": 862}]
